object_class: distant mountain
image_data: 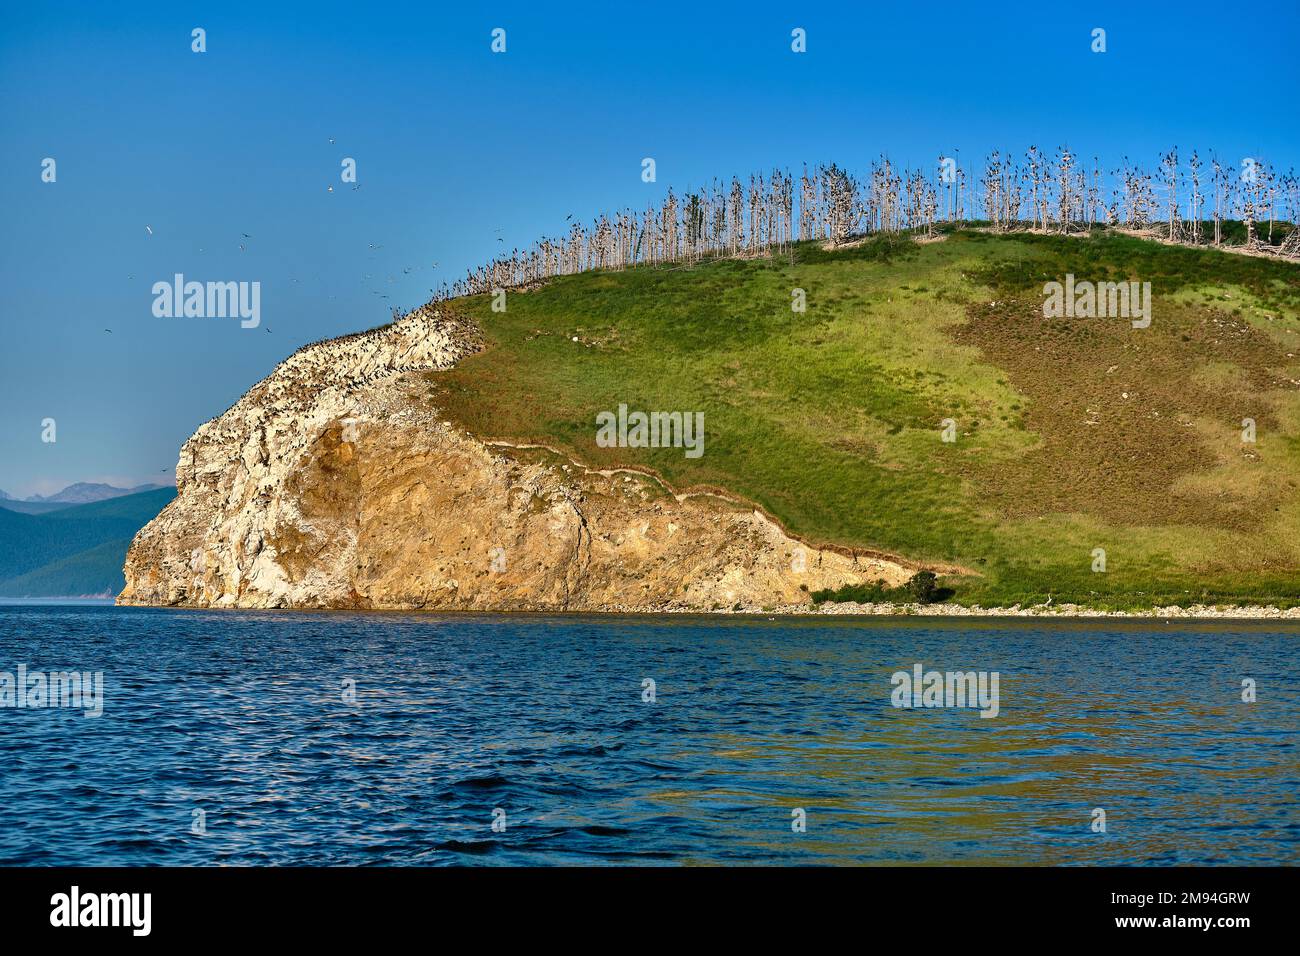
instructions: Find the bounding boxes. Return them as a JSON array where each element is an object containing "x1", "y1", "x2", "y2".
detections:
[
  {"x1": 0, "y1": 487, "x2": 174, "y2": 598},
  {"x1": 0, "y1": 540, "x2": 131, "y2": 598},
  {"x1": 0, "y1": 500, "x2": 79, "y2": 515},
  {"x1": 25, "y1": 482, "x2": 167, "y2": 505}
]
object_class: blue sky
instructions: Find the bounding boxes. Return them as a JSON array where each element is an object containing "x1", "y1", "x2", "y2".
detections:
[{"x1": 1, "y1": 0, "x2": 1297, "y2": 497}]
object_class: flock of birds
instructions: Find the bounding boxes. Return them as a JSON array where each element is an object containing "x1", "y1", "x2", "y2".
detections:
[
  {"x1": 115, "y1": 140, "x2": 467, "y2": 338},
  {"x1": 97, "y1": 134, "x2": 488, "y2": 478}
]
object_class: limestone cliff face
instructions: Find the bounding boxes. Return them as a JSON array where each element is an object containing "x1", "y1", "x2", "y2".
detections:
[{"x1": 119, "y1": 306, "x2": 912, "y2": 611}]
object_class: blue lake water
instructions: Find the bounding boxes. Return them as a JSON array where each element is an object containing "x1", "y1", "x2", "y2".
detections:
[{"x1": 0, "y1": 605, "x2": 1295, "y2": 865}]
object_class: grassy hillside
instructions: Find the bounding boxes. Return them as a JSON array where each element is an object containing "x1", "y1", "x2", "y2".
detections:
[
  {"x1": 426, "y1": 229, "x2": 1300, "y2": 609},
  {"x1": 0, "y1": 487, "x2": 174, "y2": 597}
]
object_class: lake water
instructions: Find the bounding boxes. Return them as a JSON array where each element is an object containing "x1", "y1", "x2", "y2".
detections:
[{"x1": 0, "y1": 606, "x2": 1295, "y2": 865}]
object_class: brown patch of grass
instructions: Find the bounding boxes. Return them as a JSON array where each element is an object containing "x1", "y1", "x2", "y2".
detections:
[{"x1": 950, "y1": 295, "x2": 1296, "y2": 530}]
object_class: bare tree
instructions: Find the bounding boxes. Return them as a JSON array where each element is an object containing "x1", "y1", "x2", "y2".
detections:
[
  {"x1": 1161, "y1": 147, "x2": 1182, "y2": 241},
  {"x1": 1188, "y1": 151, "x2": 1204, "y2": 244},
  {"x1": 434, "y1": 145, "x2": 1298, "y2": 303}
]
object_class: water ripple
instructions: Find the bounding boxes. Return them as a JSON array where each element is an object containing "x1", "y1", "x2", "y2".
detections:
[{"x1": 0, "y1": 607, "x2": 1296, "y2": 865}]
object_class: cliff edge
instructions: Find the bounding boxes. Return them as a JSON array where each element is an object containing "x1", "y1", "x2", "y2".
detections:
[{"x1": 119, "y1": 306, "x2": 909, "y2": 611}]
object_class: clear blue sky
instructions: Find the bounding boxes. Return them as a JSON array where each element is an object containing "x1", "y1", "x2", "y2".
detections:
[{"x1": 1, "y1": 0, "x2": 1297, "y2": 497}]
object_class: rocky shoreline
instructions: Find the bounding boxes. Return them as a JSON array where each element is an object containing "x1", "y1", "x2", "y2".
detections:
[
  {"x1": 119, "y1": 300, "x2": 1300, "y2": 619},
  {"x1": 717, "y1": 600, "x2": 1300, "y2": 620},
  {"x1": 116, "y1": 598, "x2": 1300, "y2": 620}
]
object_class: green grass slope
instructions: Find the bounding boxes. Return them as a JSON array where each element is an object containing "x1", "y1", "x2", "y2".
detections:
[
  {"x1": 427, "y1": 229, "x2": 1300, "y2": 609},
  {"x1": 0, "y1": 487, "x2": 175, "y2": 597}
]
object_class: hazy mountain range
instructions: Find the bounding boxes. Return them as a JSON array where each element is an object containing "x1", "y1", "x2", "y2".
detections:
[{"x1": 0, "y1": 481, "x2": 167, "y2": 505}]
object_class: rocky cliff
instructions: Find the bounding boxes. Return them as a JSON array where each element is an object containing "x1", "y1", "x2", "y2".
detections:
[{"x1": 119, "y1": 306, "x2": 912, "y2": 611}]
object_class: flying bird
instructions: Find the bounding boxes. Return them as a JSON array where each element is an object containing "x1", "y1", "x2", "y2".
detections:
[{"x1": 145, "y1": 225, "x2": 153, "y2": 235}]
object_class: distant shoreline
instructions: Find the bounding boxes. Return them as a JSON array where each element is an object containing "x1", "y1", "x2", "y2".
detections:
[{"x1": 0, "y1": 596, "x2": 116, "y2": 605}]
